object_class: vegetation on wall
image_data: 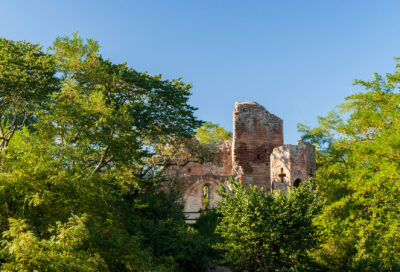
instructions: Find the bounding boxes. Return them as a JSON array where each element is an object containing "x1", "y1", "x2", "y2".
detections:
[{"x1": 195, "y1": 121, "x2": 232, "y2": 145}]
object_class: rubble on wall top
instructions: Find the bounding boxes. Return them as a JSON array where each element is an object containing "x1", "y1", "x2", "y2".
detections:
[
  {"x1": 234, "y1": 101, "x2": 259, "y2": 106},
  {"x1": 234, "y1": 102, "x2": 267, "y2": 113}
]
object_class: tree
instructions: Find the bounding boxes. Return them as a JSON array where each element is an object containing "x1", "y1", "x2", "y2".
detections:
[
  {"x1": 0, "y1": 38, "x2": 57, "y2": 152},
  {"x1": 0, "y1": 35, "x2": 208, "y2": 271},
  {"x1": 42, "y1": 33, "x2": 202, "y2": 177},
  {"x1": 299, "y1": 61, "x2": 400, "y2": 271},
  {"x1": 195, "y1": 121, "x2": 232, "y2": 145},
  {"x1": 214, "y1": 178, "x2": 322, "y2": 272}
]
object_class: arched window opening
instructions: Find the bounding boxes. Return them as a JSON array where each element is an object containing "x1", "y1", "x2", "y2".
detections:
[
  {"x1": 293, "y1": 179, "x2": 302, "y2": 188},
  {"x1": 203, "y1": 184, "x2": 212, "y2": 210}
]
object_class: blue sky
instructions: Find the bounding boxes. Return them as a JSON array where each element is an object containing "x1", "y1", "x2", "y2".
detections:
[{"x1": 1, "y1": 1, "x2": 400, "y2": 143}]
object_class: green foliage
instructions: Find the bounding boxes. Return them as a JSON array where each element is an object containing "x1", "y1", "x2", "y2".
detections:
[
  {"x1": 0, "y1": 35, "x2": 207, "y2": 271},
  {"x1": 1, "y1": 215, "x2": 107, "y2": 272},
  {"x1": 45, "y1": 33, "x2": 202, "y2": 175},
  {"x1": 193, "y1": 210, "x2": 223, "y2": 258},
  {"x1": 0, "y1": 38, "x2": 58, "y2": 151},
  {"x1": 214, "y1": 178, "x2": 322, "y2": 271},
  {"x1": 194, "y1": 211, "x2": 220, "y2": 243},
  {"x1": 195, "y1": 121, "x2": 232, "y2": 145},
  {"x1": 299, "y1": 61, "x2": 400, "y2": 271}
]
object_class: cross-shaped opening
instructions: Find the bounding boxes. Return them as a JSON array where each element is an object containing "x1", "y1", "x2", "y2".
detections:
[{"x1": 278, "y1": 168, "x2": 286, "y2": 183}]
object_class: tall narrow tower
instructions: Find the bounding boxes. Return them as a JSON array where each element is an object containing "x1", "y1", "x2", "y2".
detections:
[{"x1": 232, "y1": 102, "x2": 283, "y2": 191}]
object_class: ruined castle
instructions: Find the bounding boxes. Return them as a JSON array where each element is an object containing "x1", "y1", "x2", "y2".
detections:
[{"x1": 168, "y1": 102, "x2": 316, "y2": 222}]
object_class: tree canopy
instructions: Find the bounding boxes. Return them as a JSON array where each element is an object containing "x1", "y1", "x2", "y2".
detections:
[
  {"x1": 0, "y1": 38, "x2": 57, "y2": 151},
  {"x1": 299, "y1": 61, "x2": 400, "y2": 271},
  {"x1": 0, "y1": 35, "x2": 207, "y2": 271}
]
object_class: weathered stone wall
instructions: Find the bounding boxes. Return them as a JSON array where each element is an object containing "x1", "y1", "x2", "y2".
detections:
[
  {"x1": 270, "y1": 145, "x2": 291, "y2": 192},
  {"x1": 167, "y1": 140, "x2": 232, "y2": 221},
  {"x1": 232, "y1": 102, "x2": 283, "y2": 191},
  {"x1": 289, "y1": 142, "x2": 316, "y2": 183},
  {"x1": 270, "y1": 142, "x2": 316, "y2": 191}
]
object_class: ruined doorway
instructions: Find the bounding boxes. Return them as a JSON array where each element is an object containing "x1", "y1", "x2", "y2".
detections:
[{"x1": 293, "y1": 179, "x2": 302, "y2": 188}]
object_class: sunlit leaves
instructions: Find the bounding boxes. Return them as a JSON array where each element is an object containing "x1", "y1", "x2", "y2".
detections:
[
  {"x1": 300, "y1": 59, "x2": 400, "y2": 270},
  {"x1": 1, "y1": 215, "x2": 107, "y2": 271},
  {"x1": 195, "y1": 121, "x2": 232, "y2": 145}
]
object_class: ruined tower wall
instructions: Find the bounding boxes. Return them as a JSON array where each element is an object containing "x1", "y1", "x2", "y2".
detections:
[
  {"x1": 232, "y1": 102, "x2": 283, "y2": 191},
  {"x1": 270, "y1": 142, "x2": 316, "y2": 192},
  {"x1": 270, "y1": 146, "x2": 291, "y2": 192},
  {"x1": 289, "y1": 143, "x2": 316, "y2": 182}
]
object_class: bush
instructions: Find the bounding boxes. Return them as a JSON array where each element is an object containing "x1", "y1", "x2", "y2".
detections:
[{"x1": 214, "y1": 178, "x2": 323, "y2": 271}]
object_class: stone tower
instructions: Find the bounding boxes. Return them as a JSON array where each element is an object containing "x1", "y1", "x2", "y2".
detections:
[
  {"x1": 232, "y1": 102, "x2": 283, "y2": 191},
  {"x1": 166, "y1": 101, "x2": 316, "y2": 222}
]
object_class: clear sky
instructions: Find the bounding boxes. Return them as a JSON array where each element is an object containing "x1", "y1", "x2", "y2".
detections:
[{"x1": 1, "y1": 1, "x2": 400, "y2": 143}]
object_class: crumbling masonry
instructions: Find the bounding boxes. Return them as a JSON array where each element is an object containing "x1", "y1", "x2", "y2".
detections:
[{"x1": 167, "y1": 102, "x2": 316, "y2": 221}]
